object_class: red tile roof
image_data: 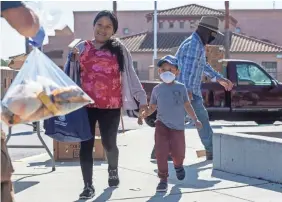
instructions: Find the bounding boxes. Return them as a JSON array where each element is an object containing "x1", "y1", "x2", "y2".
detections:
[
  {"x1": 231, "y1": 34, "x2": 282, "y2": 53},
  {"x1": 120, "y1": 31, "x2": 282, "y2": 53},
  {"x1": 146, "y1": 4, "x2": 225, "y2": 17}
]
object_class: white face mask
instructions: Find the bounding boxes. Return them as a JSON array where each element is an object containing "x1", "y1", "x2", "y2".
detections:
[{"x1": 160, "y1": 71, "x2": 176, "y2": 83}]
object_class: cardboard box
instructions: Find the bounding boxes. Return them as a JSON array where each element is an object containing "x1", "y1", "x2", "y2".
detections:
[
  {"x1": 53, "y1": 123, "x2": 107, "y2": 161},
  {"x1": 196, "y1": 150, "x2": 206, "y2": 158}
]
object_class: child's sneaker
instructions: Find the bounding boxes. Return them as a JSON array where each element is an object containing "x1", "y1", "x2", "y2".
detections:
[
  {"x1": 175, "y1": 166, "x2": 185, "y2": 180},
  {"x1": 156, "y1": 180, "x2": 168, "y2": 192}
]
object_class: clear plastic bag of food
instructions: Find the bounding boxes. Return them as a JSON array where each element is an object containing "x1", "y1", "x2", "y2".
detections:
[{"x1": 1, "y1": 48, "x2": 94, "y2": 126}]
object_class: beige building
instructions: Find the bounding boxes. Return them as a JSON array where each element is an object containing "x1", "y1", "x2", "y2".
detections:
[
  {"x1": 10, "y1": 4, "x2": 281, "y2": 82},
  {"x1": 8, "y1": 26, "x2": 74, "y2": 70},
  {"x1": 121, "y1": 31, "x2": 282, "y2": 81},
  {"x1": 229, "y1": 9, "x2": 282, "y2": 45},
  {"x1": 73, "y1": 4, "x2": 282, "y2": 81},
  {"x1": 42, "y1": 26, "x2": 74, "y2": 68}
]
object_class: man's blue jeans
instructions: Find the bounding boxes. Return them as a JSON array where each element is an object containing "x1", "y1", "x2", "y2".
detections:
[{"x1": 190, "y1": 94, "x2": 213, "y2": 153}]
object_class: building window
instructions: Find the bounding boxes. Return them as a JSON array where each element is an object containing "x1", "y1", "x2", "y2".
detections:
[
  {"x1": 262, "y1": 62, "x2": 278, "y2": 79},
  {"x1": 169, "y1": 22, "x2": 174, "y2": 28},
  {"x1": 123, "y1": 28, "x2": 129, "y2": 35},
  {"x1": 180, "y1": 21, "x2": 184, "y2": 29},
  {"x1": 133, "y1": 61, "x2": 138, "y2": 75},
  {"x1": 159, "y1": 22, "x2": 163, "y2": 29},
  {"x1": 190, "y1": 20, "x2": 196, "y2": 29}
]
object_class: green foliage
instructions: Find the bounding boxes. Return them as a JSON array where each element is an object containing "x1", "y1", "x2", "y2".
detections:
[{"x1": 1, "y1": 59, "x2": 9, "y2": 66}]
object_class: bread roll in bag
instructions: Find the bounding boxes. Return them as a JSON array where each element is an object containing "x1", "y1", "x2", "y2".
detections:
[
  {"x1": 5, "y1": 80, "x2": 43, "y2": 119},
  {"x1": 52, "y1": 86, "x2": 91, "y2": 103}
]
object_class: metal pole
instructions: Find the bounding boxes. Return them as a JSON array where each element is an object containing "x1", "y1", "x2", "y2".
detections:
[
  {"x1": 113, "y1": 1, "x2": 117, "y2": 16},
  {"x1": 224, "y1": 1, "x2": 230, "y2": 59},
  {"x1": 25, "y1": 37, "x2": 30, "y2": 54},
  {"x1": 153, "y1": 1, "x2": 158, "y2": 65}
]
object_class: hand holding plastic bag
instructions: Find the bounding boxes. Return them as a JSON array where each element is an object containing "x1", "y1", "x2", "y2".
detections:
[
  {"x1": 1, "y1": 48, "x2": 94, "y2": 126},
  {"x1": 29, "y1": 26, "x2": 46, "y2": 47}
]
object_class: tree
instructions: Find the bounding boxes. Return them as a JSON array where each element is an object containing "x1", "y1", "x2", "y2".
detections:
[{"x1": 1, "y1": 59, "x2": 9, "y2": 66}]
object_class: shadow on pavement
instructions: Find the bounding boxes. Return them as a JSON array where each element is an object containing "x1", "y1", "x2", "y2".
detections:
[
  {"x1": 185, "y1": 125, "x2": 222, "y2": 129},
  {"x1": 7, "y1": 131, "x2": 35, "y2": 137},
  {"x1": 171, "y1": 161, "x2": 221, "y2": 189},
  {"x1": 27, "y1": 159, "x2": 108, "y2": 168},
  {"x1": 117, "y1": 129, "x2": 136, "y2": 134},
  {"x1": 72, "y1": 187, "x2": 115, "y2": 202},
  {"x1": 153, "y1": 161, "x2": 221, "y2": 189},
  {"x1": 91, "y1": 187, "x2": 115, "y2": 202},
  {"x1": 146, "y1": 186, "x2": 182, "y2": 202},
  {"x1": 13, "y1": 170, "x2": 53, "y2": 194},
  {"x1": 221, "y1": 122, "x2": 282, "y2": 128},
  {"x1": 167, "y1": 160, "x2": 221, "y2": 189},
  {"x1": 13, "y1": 181, "x2": 39, "y2": 194}
]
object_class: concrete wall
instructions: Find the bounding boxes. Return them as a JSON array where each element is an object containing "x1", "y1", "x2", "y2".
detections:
[
  {"x1": 156, "y1": 19, "x2": 236, "y2": 33},
  {"x1": 213, "y1": 132, "x2": 282, "y2": 183},
  {"x1": 73, "y1": 11, "x2": 149, "y2": 40},
  {"x1": 70, "y1": 9, "x2": 282, "y2": 82},
  {"x1": 43, "y1": 34, "x2": 74, "y2": 68},
  {"x1": 131, "y1": 52, "x2": 167, "y2": 80},
  {"x1": 73, "y1": 8, "x2": 282, "y2": 46},
  {"x1": 230, "y1": 9, "x2": 282, "y2": 45}
]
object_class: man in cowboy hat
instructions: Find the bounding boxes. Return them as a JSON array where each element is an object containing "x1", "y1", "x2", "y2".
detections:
[{"x1": 175, "y1": 16, "x2": 233, "y2": 160}]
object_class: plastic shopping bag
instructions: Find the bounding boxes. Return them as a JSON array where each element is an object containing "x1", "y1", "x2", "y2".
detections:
[{"x1": 1, "y1": 48, "x2": 94, "y2": 126}]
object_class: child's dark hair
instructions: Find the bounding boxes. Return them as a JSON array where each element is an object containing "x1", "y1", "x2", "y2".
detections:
[{"x1": 93, "y1": 10, "x2": 124, "y2": 72}]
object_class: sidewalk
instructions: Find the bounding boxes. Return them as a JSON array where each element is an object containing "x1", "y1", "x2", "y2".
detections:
[{"x1": 12, "y1": 127, "x2": 282, "y2": 202}]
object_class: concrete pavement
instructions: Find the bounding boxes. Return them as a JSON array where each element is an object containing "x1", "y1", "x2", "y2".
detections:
[
  {"x1": 11, "y1": 125, "x2": 282, "y2": 202},
  {"x1": 4, "y1": 119, "x2": 281, "y2": 161},
  {"x1": 2, "y1": 116, "x2": 146, "y2": 161}
]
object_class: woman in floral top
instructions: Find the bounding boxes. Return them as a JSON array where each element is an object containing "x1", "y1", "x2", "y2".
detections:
[{"x1": 72, "y1": 11, "x2": 148, "y2": 199}]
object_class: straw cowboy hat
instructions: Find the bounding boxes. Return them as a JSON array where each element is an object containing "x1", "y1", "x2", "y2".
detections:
[{"x1": 198, "y1": 16, "x2": 223, "y2": 36}]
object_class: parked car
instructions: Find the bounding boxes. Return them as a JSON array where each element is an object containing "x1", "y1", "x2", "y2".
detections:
[{"x1": 127, "y1": 59, "x2": 282, "y2": 127}]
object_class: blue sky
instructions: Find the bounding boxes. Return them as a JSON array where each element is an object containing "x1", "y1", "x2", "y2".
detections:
[{"x1": 1, "y1": 1, "x2": 282, "y2": 59}]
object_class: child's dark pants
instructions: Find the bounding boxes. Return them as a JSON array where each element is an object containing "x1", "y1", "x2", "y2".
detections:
[{"x1": 155, "y1": 121, "x2": 185, "y2": 181}]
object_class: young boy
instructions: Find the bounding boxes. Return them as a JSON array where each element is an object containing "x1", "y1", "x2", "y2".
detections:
[{"x1": 139, "y1": 55, "x2": 202, "y2": 192}]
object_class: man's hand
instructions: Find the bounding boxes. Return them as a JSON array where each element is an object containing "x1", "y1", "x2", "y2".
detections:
[
  {"x1": 2, "y1": 3, "x2": 40, "y2": 37},
  {"x1": 217, "y1": 78, "x2": 233, "y2": 91},
  {"x1": 194, "y1": 119, "x2": 203, "y2": 129}
]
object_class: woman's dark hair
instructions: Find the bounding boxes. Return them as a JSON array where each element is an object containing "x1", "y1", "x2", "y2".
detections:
[{"x1": 93, "y1": 10, "x2": 124, "y2": 72}]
